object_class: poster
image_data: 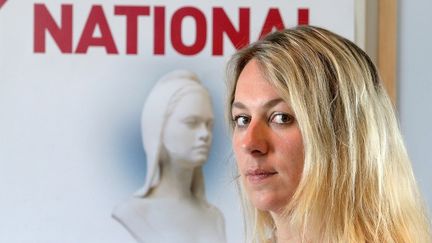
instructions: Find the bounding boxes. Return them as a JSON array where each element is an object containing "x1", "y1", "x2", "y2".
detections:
[{"x1": 0, "y1": 0, "x2": 354, "y2": 242}]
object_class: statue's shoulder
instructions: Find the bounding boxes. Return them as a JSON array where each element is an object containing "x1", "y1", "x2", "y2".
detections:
[
  {"x1": 203, "y1": 202, "x2": 226, "y2": 238},
  {"x1": 205, "y1": 202, "x2": 224, "y2": 218},
  {"x1": 112, "y1": 198, "x2": 160, "y2": 243},
  {"x1": 112, "y1": 197, "x2": 152, "y2": 221}
]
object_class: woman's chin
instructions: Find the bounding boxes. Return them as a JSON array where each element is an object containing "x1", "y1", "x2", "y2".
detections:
[{"x1": 249, "y1": 192, "x2": 288, "y2": 214}]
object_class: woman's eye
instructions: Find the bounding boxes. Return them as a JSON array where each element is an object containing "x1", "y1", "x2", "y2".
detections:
[
  {"x1": 270, "y1": 113, "x2": 293, "y2": 124},
  {"x1": 233, "y1": 115, "x2": 250, "y2": 127}
]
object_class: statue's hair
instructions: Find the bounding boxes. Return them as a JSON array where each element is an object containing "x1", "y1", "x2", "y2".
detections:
[{"x1": 226, "y1": 26, "x2": 431, "y2": 243}]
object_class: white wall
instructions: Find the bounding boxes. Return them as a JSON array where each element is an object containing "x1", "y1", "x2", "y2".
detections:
[{"x1": 399, "y1": 0, "x2": 432, "y2": 215}]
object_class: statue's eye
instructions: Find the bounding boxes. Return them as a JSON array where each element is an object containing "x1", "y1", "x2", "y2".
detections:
[{"x1": 184, "y1": 118, "x2": 199, "y2": 128}]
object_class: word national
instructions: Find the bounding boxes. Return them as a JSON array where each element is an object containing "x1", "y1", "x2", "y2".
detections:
[{"x1": 34, "y1": 4, "x2": 309, "y2": 55}]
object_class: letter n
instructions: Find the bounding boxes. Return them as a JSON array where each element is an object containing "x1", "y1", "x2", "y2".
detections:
[{"x1": 34, "y1": 4, "x2": 73, "y2": 53}]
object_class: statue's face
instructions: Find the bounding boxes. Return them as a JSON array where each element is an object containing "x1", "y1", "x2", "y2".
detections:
[{"x1": 162, "y1": 91, "x2": 214, "y2": 168}]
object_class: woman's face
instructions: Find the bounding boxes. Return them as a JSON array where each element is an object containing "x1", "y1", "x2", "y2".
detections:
[
  {"x1": 231, "y1": 60, "x2": 304, "y2": 214},
  {"x1": 162, "y1": 90, "x2": 214, "y2": 168}
]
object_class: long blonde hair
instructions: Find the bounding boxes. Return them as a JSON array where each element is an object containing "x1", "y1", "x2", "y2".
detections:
[{"x1": 226, "y1": 26, "x2": 431, "y2": 243}]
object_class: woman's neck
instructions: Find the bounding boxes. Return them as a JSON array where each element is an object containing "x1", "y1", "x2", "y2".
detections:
[{"x1": 271, "y1": 212, "x2": 301, "y2": 243}]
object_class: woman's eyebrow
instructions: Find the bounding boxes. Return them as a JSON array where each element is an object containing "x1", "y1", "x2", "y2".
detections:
[
  {"x1": 263, "y1": 98, "x2": 284, "y2": 109},
  {"x1": 232, "y1": 98, "x2": 284, "y2": 110},
  {"x1": 232, "y1": 101, "x2": 247, "y2": 110}
]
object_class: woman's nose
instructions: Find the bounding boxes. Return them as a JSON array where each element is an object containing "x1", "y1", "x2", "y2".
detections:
[{"x1": 241, "y1": 121, "x2": 269, "y2": 155}]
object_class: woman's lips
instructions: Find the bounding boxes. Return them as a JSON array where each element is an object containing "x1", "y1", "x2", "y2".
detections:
[{"x1": 245, "y1": 169, "x2": 278, "y2": 183}]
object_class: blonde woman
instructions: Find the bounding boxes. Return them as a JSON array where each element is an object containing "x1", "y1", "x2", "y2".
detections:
[{"x1": 226, "y1": 26, "x2": 431, "y2": 243}]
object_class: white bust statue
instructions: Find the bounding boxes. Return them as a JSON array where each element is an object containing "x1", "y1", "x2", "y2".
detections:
[{"x1": 112, "y1": 70, "x2": 226, "y2": 243}]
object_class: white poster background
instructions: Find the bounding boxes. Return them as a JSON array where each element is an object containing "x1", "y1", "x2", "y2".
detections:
[{"x1": 0, "y1": 0, "x2": 354, "y2": 242}]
